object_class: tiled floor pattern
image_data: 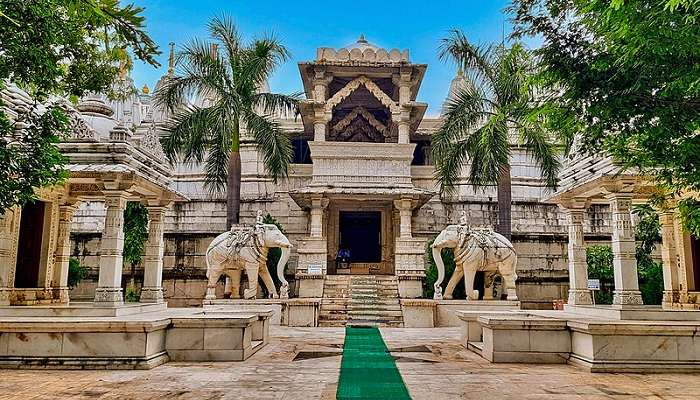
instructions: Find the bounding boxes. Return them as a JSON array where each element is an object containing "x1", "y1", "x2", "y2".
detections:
[{"x1": 0, "y1": 327, "x2": 699, "y2": 399}]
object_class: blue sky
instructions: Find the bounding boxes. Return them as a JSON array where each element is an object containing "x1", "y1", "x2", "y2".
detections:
[{"x1": 132, "y1": 0, "x2": 513, "y2": 116}]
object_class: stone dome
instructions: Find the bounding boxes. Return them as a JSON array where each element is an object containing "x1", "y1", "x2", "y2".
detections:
[{"x1": 341, "y1": 34, "x2": 381, "y2": 52}]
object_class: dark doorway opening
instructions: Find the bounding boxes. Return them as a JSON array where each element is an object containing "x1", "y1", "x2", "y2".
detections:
[
  {"x1": 691, "y1": 235, "x2": 700, "y2": 291},
  {"x1": 339, "y1": 211, "x2": 381, "y2": 263},
  {"x1": 15, "y1": 201, "x2": 46, "y2": 288}
]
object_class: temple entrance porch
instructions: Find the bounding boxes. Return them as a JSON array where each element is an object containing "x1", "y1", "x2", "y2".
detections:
[{"x1": 328, "y1": 202, "x2": 394, "y2": 276}]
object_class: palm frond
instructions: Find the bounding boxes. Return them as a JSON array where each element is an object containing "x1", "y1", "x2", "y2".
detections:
[
  {"x1": 468, "y1": 112, "x2": 510, "y2": 188},
  {"x1": 439, "y1": 30, "x2": 496, "y2": 89},
  {"x1": 161, "y1": 105, "x2": 217, "y2": 165},
  {"x1": 253, "y1": 92, "x2": 302, "y2": 117},
  {"x1": 208, "y1": 15, "x2": 241, "y2": 63},
  {"x1": 243, "y1": 111, "x2": 292, "y2": 182},
  {"x1": 202, "y1": 112, "x2": 232, "y2": 194}
]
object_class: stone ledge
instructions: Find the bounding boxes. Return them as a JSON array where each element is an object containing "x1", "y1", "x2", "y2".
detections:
[{"x1": 0, "y1": 352, "x2": 169, "y2": 370}]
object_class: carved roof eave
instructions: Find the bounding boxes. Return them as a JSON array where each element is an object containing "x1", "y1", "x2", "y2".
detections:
[
  {"x1": 58, "y1": 141, "x2": 188, "y2": 202},
  {"x1": 289, "y1": 186, "x2": 436, "y2": 210},
  {"x1": 544, "y1": 171, "x2": 657, "y2": 206},
  {"x1": 298, "y1": 62, "x2": 427, "y2": 101}
]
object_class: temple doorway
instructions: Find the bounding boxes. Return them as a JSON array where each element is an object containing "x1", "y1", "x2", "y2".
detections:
[
  {"x1": 337, "y1": 211, "x2": 382, "y2": 274},
  {"x1": 15, "y1": 201, "x2": 46, "y2": 288},
  {"x1": 690, "y1": 235, "x2": 700, "y2": 291}
]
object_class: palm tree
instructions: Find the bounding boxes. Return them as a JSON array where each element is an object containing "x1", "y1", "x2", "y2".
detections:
[
  {"x1": 432, "y1": 31, "x2": 560, "y2": 239},
  {"x1": 155, "y1": 17, "x2": 299, "y2": 227}
]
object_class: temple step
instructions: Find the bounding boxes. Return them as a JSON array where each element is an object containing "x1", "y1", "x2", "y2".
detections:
[{"x1": 318, "y1": 275, "x2": 404, "y2": 327}]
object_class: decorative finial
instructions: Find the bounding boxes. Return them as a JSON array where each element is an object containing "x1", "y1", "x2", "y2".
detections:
[
  {"x1": 358, "y1": 34, "x2": 367, "y2": 44},
  {"x1": 211, "y1": 43, "x2": 219, "y2": 59},
  {"x1": 142, "y1": 84, "x2": 150, "y2": 94},
  {"x1": 167, "y1": 42, "x2": 175, "y2": 75},
  {"x1": 457, "y1": 67, "x2": 464, "y2": 77},
  {"x1": 256, "y1": 210, "x2": 264, "y2": 225}
]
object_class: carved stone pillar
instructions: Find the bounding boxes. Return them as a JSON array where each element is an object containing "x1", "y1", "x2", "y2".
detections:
[
  {"x1": 0, "y1": 208, "x2": 20, "y2": 306},
  {"x1": 94, "y1": 191, "x2": 129, "y2": 306},
  {"x1": 394, "y1": 198, "x2": 413, "y2": 238},
  {"x1": 140, "y1": 205, "x2": 168, "y2": 303},
  {"x1": 52, "y1": 203, "x2": 78, "y2": 304},
  {"x1": 659, "y1": 208, "x2": 680, "y2": 308},
  {"x1": 607, "y1": 193, "x2": 643, "y2": 306},
  {"x1": 309, "y1": 197, "x2": 328, "y2": 238},
  {"x1": 561, "y1": 205, "x2": 593, "y2": 305}
]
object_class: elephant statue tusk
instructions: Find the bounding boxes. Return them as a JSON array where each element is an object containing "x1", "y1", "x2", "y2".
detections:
[
  {"x1": 432, "y1": 246, "x2": 445, "y2": 300},
  {"x1": 277, "y1": 247, "x2": 291, "y2": 299}
]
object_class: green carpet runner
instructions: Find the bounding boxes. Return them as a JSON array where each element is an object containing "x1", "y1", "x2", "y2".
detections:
[{"x1": 336, "y1": 326, "x2": 411, "y2": 399}]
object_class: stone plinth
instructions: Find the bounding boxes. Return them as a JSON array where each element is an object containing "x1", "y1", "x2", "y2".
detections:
[
  {"x1": 166, "y1": 311, "x2": 271, "y2": 362},
  {"x1": 563, "y1": 304, "x2": 700, "y2": 321},
  {"x1": 479, "y1": 315, "x2": 571, "y2": 364},
  {"x1": 0, "y1": 318, "x2": 170, "y2": 369},
  {"x1": 456, "y1": 310, "x2": 521, "y2": 345},
  {"x1": 400, "y1": 299, "x2": 436, "y2": 328},
  {"x1": 436, "y1": 300, "x2": 521, "y2": 327},
  {"x1": 202, "y1": 298, "x2": 321, "y2": 327},
  {"x1": 568, "y1": 319, "x2": 700, "y2": 372}
]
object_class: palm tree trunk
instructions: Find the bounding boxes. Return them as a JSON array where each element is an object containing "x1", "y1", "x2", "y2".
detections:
[
  {"x1": 496, "y1": 167, "x2": 512, "y2": 240},
  {"x1": 226, "y1": 121, "x2": 241, "y2": 228}
]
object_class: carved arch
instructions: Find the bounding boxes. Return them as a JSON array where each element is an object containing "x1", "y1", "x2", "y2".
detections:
[
  {"x1": 331, "y1": 106, "x2": 388, "y2": 135},
  {"x1": 324, "y1": 76, "x2": 398, "y2": 114}
]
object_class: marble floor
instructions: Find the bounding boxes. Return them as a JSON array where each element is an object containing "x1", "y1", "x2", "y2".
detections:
[{"x1": 0, "y1": 327, "x2": 699, "y2": 399}]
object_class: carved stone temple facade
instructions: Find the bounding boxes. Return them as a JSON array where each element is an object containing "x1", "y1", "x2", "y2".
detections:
[{"x1": 5, "y1": 36, "x2": 675, "y2": 309}]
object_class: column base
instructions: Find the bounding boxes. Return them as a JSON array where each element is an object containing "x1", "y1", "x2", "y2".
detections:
[
  {"x1": 613, "y1": 290, "x2": 643, "y2": 306},
  {"x1": 94, "y1": 287, "x2": 124, "y2": 306},
  {"x1": 297, "y1": 276, "x2": 325, "y2": 298},
  {"x1": 52, "y1": 287, "x2": 70, "y2": 304},
  {"x1": 568, "y1": 289, "x2": 593, "y2": 305},
  {"x1": 139, "y1": 287, "x2": 164, "y2": 303},
  {"x1": 0, "y1": 288, "x2": 10, "y2": 306},
  {"x1": 397, "y1": 276, "x2": 423, "y2": 298}
]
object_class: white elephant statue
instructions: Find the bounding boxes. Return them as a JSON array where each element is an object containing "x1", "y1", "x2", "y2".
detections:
[
  {"x1": 204, "y1": 215, "x2": 292, "y2": 300},
  {"x1": 431, "y1": 214, "x2": 518, "y2": 301}
]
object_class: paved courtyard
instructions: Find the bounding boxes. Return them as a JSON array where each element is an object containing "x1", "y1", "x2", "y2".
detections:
[{"x1": 0, "y1": 327, "x2": 699, "y2": 399}]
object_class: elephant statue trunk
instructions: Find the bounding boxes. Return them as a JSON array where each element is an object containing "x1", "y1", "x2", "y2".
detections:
[
  {"x1": 432, "y1": 246, "x2": 445, "y2": 300},
  {"x1": 277, "y1": 247, "x2": 291, "y2": 298}
]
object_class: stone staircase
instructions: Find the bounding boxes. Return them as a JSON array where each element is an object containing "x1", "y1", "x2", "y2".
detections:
[{"x1": 319, "y1": 275, "x2": 404, "y2": 327}]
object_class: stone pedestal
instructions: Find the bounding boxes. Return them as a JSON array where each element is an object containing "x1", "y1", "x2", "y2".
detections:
[
  {"x1": 140, "y1": 205, "x2": 168, "y2": 303},
  {"x1": 607, "y1": 193, "x2": 643, "y2": 306},
  {"x1": 297, "y1": 276, "x2": 325, "y2": 298},
  {"x1": 94, "y1": 191, "x2": 128, "y2": 306}
]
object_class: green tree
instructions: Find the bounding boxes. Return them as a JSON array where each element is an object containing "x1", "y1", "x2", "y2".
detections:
[
  {"x1": 123, "y1": 202, "x2": 148, "y2": 299},
  {"x1": 0, "y1": 0, "x2": 159, "y2": 214},
  {"x1": 586, "y1": 245, "x2": 614, "y2": 304},
  {"x1": 509, "y1": 0, "x2": 700, "y2": 236},
  {"x1": 432, "y1": 31, "x2": 561, "y2": 239},
  {"x1": 633, "y1": 204, "x2": 664, "y2": 305},
  {"x1": 156, "y1": 17, "x2": 299, "y2": 228}
]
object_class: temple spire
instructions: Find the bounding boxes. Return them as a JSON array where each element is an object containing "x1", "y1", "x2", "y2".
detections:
[{"x1": 167, "y1": 42, "x2": 175, "y2": 75}]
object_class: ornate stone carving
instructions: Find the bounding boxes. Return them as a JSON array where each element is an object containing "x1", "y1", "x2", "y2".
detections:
[
  {"x1": 139, "y1": 122, "x2": 166, "y2": 161},
  {"x1": 63, "y1": 107, "x2": 98, "y2": 140},
  {"x1": 94, "y1": 288, "x2": 124, "y2": 305},
  {"x1": 325, "y1": 76, "x2": 398, "y2": 114},
  {"x1": 331, "y1": 106, "x2": 388, "y2": 135},
  {"x1": 613, "y1": 290, "x2": 644, "y2": 306},
  {"x1": 139, "y1": 287, "x2": 164, "y2": 303}
]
